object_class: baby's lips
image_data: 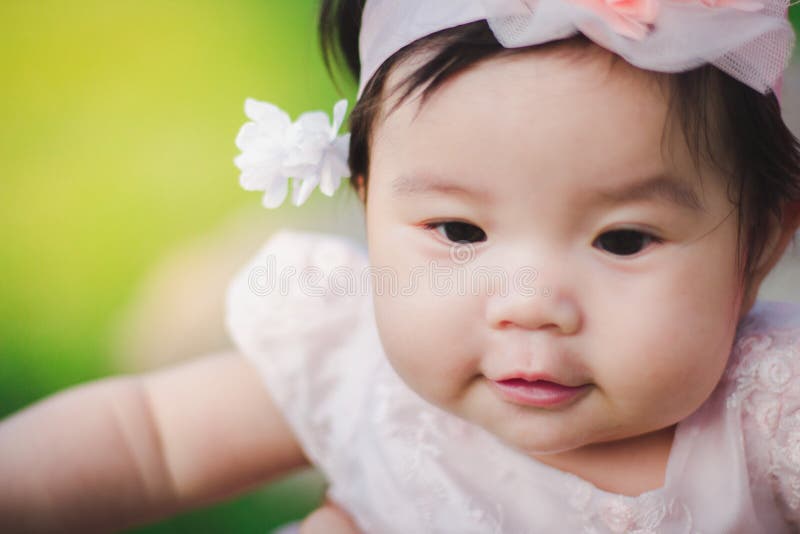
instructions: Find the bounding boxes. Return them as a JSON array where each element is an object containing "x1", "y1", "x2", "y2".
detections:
[
  {"x1": 491, "y1": 370, "x2": 590, "y2": 389},
  {"x1": 490, "y1": 377, "x2": 593, "y2": 408}
]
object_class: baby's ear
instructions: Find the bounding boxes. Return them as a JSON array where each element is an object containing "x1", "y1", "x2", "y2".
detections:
[
  {"x1": 767, "y1": 199, "x2": 800, "y2": 266},
  {"x1": 354, "y1": 174, "x2": 367, "y2": 204}
]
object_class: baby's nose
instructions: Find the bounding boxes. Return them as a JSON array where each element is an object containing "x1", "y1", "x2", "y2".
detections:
[{"x1": 484, "y1": 272, "x2": 581, "y2": 334}]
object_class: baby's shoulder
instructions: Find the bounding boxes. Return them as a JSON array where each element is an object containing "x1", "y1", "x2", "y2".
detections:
[
  {"x1": 225, "y1": 229, "x2": 371, "y2": 349},
  {"x1": 224, "y1": 229, "x2": 378, "y2": 469},
  {"x1": 724, "y1": 300, "x2": 800, "y2": 393},
  {"x1": 724, "y1": 300, "x2": 800, "y2": 519}
]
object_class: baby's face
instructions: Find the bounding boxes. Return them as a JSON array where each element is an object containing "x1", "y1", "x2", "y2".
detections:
[{"x1": 364, "y1": 47, "x2": 745, "y2": 458}]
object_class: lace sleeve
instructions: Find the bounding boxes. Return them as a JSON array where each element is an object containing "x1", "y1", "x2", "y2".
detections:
[
  {"x1": 224, "y1": 229, "x2": 372, "y2": 467},
  {"x1": 730, "y1": 301, "x2": 800, "y2": 525}
]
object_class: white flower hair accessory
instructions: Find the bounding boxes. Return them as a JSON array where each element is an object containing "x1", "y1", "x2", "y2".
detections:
[{"x1": 234, "y1": 99, "x2": 351, "y2": 208}]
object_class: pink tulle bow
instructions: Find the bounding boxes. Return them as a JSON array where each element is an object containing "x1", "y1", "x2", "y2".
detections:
[
  {"x1": 567, "y1": 0, "x2": 766, "y2": 41},
  {"x1": 687, "y1": 0, "x2": 765, "y2": 11},
  {"x1": 568, "y1": 0, "x2": 660, "y2": 40},
  {"x1": 672, "y1": 0, "x2": 764, "y2": 12}
]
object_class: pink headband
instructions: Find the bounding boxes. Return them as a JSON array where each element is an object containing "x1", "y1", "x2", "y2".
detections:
[
  {"x1": 236, "y1": 0, "x2": 795, "y2": 208},
  {"x1": 358, "y1": 0, "x2": 794, "y2": 97}
]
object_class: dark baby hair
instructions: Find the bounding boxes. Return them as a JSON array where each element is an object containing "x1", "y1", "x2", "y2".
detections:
[{"x1": 318, "y1": 0, "x2": 800, "y2": 286}]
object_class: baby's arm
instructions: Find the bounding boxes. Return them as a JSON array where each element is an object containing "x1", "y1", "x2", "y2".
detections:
[{"x1": 0, "y1": 352, "x2": 308, "y2": 533}]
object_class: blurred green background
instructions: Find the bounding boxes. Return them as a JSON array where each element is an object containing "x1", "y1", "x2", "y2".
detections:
[
  {"x1": 0, "y1": 2, "x2": 798, "y2": 532},
  {"x1": 0, "y1": 1, "x2": 350, "y2": 531}
]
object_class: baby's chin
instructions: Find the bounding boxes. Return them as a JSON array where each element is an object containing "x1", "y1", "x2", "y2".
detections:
[
  {"x1": 436, "y1": 385, "x2": 591, "y2": 454},
  {"x1": 494, "y1": 424, "x2": 601, "y2": 458}
]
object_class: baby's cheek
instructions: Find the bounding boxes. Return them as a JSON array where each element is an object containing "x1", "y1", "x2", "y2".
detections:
[
  {"x1": 596, "y1": 241, "x2": 740, "y2": 422},
  {"x1": 373, "y1": 290, "x2": 476, "y2": 407},
  {"x1": 603, "y1": 321, "x2": 731, "y2": 427}
]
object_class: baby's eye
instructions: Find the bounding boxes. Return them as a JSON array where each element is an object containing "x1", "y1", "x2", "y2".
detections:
[
  {"x1": 424, "y1": 221, "x2": 487, "y2": 244},
  {"x1": 593, "y1": 229, "x2": 662, "y2": 256}
]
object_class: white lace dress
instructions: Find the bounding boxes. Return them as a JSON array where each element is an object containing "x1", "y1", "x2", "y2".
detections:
[{"x1": 225, "y1": 230, "x2": 800, "y2": 533}]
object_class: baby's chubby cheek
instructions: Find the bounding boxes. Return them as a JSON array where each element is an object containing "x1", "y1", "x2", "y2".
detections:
[
  {"x1": 587, "y1": 278, "x2": 741, "y2": 435},
  {"x1": 596, "y1": 324, "x2": 724, "y2": 424},
  {"x1": 372, "y1": 285, "x2": 481, "y2": 410}
]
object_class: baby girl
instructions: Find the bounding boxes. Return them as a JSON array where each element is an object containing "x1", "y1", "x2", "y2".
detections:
[{"x1": 2, "y1": 0, "x2": 800, "y2": 532}]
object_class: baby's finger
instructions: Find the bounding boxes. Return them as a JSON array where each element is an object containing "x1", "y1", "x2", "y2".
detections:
[{"x1": 298, "y1": 501, "x2": 361, "y2": 534}]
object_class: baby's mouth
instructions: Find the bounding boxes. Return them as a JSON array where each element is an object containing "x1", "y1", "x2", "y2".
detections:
[{"x1": 491, "y1": 378, "x2": 591, "y2": 408}]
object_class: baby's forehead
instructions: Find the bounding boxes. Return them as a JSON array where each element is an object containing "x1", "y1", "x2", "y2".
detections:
[
  {"x1": 373, "y1": 47, "x2": 676, "y2": 169},
  {"x1": 376, "y1": 41, "x2": 664, "y2": 128},
  {"x1": 368, "y1": 46, "x2": 731, "y2": 214}
]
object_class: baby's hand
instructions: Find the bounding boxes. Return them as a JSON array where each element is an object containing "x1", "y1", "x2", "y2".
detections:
[{"x1": 299, "y1": 499, "x2": 360, "y2": 534}]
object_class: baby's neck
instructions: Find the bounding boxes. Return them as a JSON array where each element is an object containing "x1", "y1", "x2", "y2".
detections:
[{"x1": 532, "y1": 424, "x2": 677, "y2": 497}]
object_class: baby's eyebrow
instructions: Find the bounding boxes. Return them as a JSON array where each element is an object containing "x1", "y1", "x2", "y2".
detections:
[
  {"x1": 589, "y1": 174, "x2": 704, "y2": 212},
  {"x1": 391, "y1": 174, "x2": 491, "y2": 201},
  {"x1": 391, "y1": 172, "x2": 703, "y2": 212}
]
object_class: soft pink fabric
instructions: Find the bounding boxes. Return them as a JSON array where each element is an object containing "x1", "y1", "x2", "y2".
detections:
[
  {"x1": 227, "y1": 230, "x2": 800, "y2": 533},
  {"x1": 672, "y1": 0, "x2": 766, "y2": 11}
]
